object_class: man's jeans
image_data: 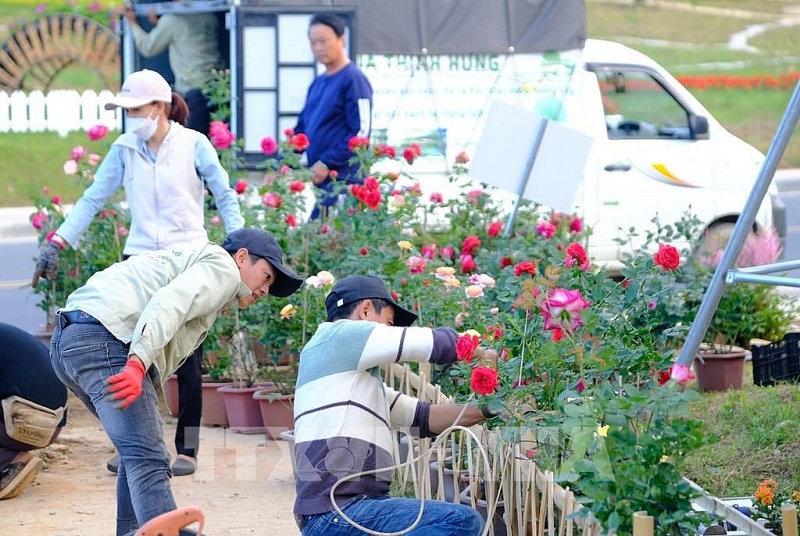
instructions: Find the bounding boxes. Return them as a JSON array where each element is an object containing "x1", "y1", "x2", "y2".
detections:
[
  {"x1": 50, "y1": 317, "x2": 176, "y2": 536},
  {"x1": 300, "y1": 495, "x2": 484, "y2": 536}
]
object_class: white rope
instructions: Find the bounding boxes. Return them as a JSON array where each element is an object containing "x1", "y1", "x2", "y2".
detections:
[{"x1": 328, "y1": 402, "x2": 496, "y2": 536}]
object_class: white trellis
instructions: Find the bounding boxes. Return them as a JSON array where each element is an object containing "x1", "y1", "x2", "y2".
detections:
[{"x1": 0, "y1": 90, "x2": 122, "y2": 136}]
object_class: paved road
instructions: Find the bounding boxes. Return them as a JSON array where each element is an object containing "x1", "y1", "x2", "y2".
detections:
[{"x1": 0, "y1": 237, "x2": 46, "y2": 333}]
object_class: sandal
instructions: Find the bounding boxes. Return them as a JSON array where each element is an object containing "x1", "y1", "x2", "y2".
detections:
[{"x1": 0, "y1": 455, "x2": 43, "y2": 500}]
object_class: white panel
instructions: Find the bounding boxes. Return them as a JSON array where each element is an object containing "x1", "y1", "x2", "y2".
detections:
[
  {"x1": 279, "y1": 67, "x2": 315, "y2": 113},
  {"x1": 243, "y1": 92, "x2": 276, "y2": 153},
  {"x1": 243, "y1": 26, "x2": 276, "y2": 88},
  {"x1": 278, "y1": 14, "x2": 313, "y2": 63},
  {"x1": 279, "y1": 116, "x2": 297, "y2": 137}
]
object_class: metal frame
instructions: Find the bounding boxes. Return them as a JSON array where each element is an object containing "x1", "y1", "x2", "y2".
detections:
[{"x1": 675, "y1": 80, "x2": 800, "y2": 367}]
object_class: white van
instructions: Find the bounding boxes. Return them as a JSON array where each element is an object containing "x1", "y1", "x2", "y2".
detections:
[{"x1": 362, "y1": 39, "x2": 785, "y2": 269}]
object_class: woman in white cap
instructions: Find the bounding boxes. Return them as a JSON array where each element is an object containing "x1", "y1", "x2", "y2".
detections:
[{"x1": 31, "y1": 69, "x2": 244, "y2": 482}]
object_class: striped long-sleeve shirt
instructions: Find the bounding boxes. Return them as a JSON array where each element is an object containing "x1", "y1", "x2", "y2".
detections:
[{"x1": 292, "y1": 320, "x2": 458, "y2": 515}]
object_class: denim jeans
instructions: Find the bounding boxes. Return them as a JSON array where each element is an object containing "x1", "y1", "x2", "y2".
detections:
[
  {"x1": 302, "y1": 495, "x2": 484, "y2": 536},
  {"x1": 50, "y1": 317, "x2": 176, "y2": 536}
]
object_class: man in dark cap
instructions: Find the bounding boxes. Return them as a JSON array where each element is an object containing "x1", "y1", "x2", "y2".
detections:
[
  {"x1": 49, "y1": 228, "x2": 303, "y2": 536},
  {"x1": 292, "y1": 274, "x2": 489, "y2": 535}
]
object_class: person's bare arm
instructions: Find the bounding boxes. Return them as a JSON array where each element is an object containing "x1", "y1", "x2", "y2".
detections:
[{"x1": 428, "y1": 403, "x2": 486, "y2": 434}]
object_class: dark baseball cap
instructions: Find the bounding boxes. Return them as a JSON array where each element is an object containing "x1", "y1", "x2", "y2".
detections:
[
  {"x1": 325, "y1": 275, "x2": 418, "y2": 327},
  {"x1": 221, "y1": 228, "x2": 303, "y2": 298}
]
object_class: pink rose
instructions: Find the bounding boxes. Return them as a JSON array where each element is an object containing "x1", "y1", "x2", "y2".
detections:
[
  {"x1": 88, "y1": 153, "x2": 101, "y2": 166},
  {"x1": 63, "y1": 160, "x2": 78, "y2": 175},
  {"x1": 117, "y1": 226, "x2": 129, "y2": 237},
  {"x1": 208, "y1": 121, "x2": 236, "y2": 150},
  {"x1": 537, "y1": 221, "x2": 556, "y2": 239},
  {"x1": 406, "y1": 255, "x2": 427, "y2": 274},
  {"x1": 210, "y1": 215, "x2": 221, "y2": 226},
  {"x1": 541, "y1": 288, "x2": 590, "y2": 333},
  {"x1": 260, "y1": 136, "x2": 278, "y2": 155},
  {"x1": 669, "y1": 363, "x2": 695, "y2": 384},
  {"x1": 87, "y1": 124, "x2": 109, "y2": 141},
  {"x1": 262, "y1": 192, "x2": 282, "y2": 208},
  {"x1": 71, "y1": 145, "x2": 86, "y2": 161}
]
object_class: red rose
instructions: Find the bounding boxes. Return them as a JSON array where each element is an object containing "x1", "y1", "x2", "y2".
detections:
[
  {"x1": 470, "y1": 366, "x2": 499, "y2": 395},
  {"x1": 514, "y1": 261, "x2": 537, "y2": 277},
  {"x1": 552, "y1": 327, "x2": 564, "y2": 342},
  {"x1": 283, "y1": 127, "x2": 294, "y2": 137},
  {"x1": 499, "y1": 256, "x2": 513, "y2": 269},
  {"x1": 348, "y1": 136, "x2": 370, "y2": 152},
  {"x1": 460, "y1": 254, "x2": 477, "y2": 274},
  {"x1": 654, "y1": 243, "x2": 680, "y2": 270},
  {"x1": 329, "y1": 170, "x2": 339, "y2": 179},
  {"x1": 288, "y1": 133, "x2": 310, "y2": 151},
  {"x1": 360, "y1": 247, "x2": 368, "y2": 255},
  {"x1": 456, "y1": 333, "x2": 480, "y2": 362},
  {"x1": 570, "y1": 216, "x2": 583, "y2": 233},
  {"x1": 487, "y1": 221, "x2": 503, "y2": 237},
  {"x1": 576, "y1": 379, "x2": 585, "y2": 393},
  {"x1": 285, "y1": 214, "x2": 297, "y2": 227},
  {"x1": 430, "y1": 192, "x2": 443, "y2": 204},
  {"x1": 234, "y1": 179, "x2": 248, "y2": 194},
  {"x1": 455, "y1": 151, "x2": 470, "y2": 164},
  {"x1": 409, "y1": 142, "x2": 422, "y2": 156},
  {"x1": 461, "y1": 235, "x2": 481, "y2": 255},
  {"x1": 565, "y1": 242, "x2": 588, "y2": 269},
  {"x1": 402, "y1": 146, "x2": 417, "y2": 165},
  {"x1": 321, "y1": 224, "x2": 330, "y2": 234},
  {"x1": 289, "y1": 181, "x2": 305, "y2": 193}
]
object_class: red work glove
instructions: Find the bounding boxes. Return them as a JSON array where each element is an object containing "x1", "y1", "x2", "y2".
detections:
[{"x1": 107, "y1": 358, "x2": 147, "y2": 409}]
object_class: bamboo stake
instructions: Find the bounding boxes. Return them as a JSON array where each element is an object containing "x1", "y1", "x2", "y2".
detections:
[
  {"x1": 633, "y1": 511, "x2": 654, "y2": 536},
  {"x1": 783, "y1": 504, "x2": 798, "y2": 536}
]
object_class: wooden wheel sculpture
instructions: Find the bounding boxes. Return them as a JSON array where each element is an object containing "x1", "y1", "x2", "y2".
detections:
[{"x1": 0, "y1": 13, "x2": 120, "y2": 93}]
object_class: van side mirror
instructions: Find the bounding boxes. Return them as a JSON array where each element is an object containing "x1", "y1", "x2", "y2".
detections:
[{"x1": 689, "y1": 114, "x2": 709, "y2": 140}]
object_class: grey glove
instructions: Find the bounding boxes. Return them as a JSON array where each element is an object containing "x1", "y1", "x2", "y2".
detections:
[{"x1": 31, "y1": 242, "x2": 62, "y2": 287}]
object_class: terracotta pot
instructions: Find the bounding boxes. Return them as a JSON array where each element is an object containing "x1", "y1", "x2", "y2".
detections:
[
  {"x1": 201, "y1": 379, "x2": 232, "y2": 427},
  {"x1": 219, "y1": 384, "x2": 272, "y2": 434},
  {"x1": 694, "y1": 347, "x2": 748, "y2": 391},
  {"x1": 163, "y1": 374, "x2": 179, "y2": 417},
  {"x1": 253, "y1": 389, "x2": 294, "y2": 439}
]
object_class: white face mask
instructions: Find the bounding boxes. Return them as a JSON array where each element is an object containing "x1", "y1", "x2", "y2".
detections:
[{"x1": 127, "y1": 110, "x2": 159, "y2": 141}]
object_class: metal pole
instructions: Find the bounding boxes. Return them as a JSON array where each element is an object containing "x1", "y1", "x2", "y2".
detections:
[
  {"x1": 675, "y1": 80, "x2": 800, "y2": 366},
  {"x1": 503, "y1": 118, "x2": 548, "y2": 237}
]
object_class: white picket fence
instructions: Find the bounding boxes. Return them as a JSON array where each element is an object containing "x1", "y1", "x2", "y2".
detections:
[{"x1": 0, "y1": 90, "x2": 122, "y2": 136}]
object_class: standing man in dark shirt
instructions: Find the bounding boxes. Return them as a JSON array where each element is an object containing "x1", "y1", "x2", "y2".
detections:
[
  {"x1": 294, "y1": 12, "x2": 373, "y2": 219},
  {"x1": 0, "y1": 323, "x2": 67, "y2": 500}
]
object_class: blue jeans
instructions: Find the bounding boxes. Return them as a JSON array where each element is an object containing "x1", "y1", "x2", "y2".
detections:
[
  {"x1": 50, "y1": 317, "x2": 176, "y2": 536},
  {"x1": 301, "y1": 495, "x2": 484, "y2": 536}
]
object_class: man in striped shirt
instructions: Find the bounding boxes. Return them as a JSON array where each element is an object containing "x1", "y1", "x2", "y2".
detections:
[
  {"x1": 294, "y1": 13, "x2": 373, "y2": 220},
  {"x1": 293, "y1": 275, "x2": 489, "y2": 535}
]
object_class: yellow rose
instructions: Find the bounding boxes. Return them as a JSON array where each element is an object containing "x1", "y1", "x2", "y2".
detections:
[
  {"x1": 596, "y1": 424, "x2": 610, "y2": 437},
  {"x1": 464, "y1": 329, "x2": 481, "y2": 339},
  {"x1": 280, "y1": 304, "x2": 297, "y2": 319},
  {"x1": 397, "y1": 240, "x2": 412, "y2": 250},
  {"x1": 443, "y1": 277, "x2": 461, "y2": 288},
  {"x1": 465, "y1": 284, "x2": 484, "y2": 298},
  {"x1": 435, "y1": 266, "x2": 456, "y2": 279}
]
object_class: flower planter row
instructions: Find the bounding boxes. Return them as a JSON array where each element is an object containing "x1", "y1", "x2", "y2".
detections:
[{"x1": 164, "y1": 376, "x2": 294, "y2": 438}]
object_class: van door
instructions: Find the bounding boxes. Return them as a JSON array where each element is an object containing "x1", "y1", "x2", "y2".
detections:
[{"x1": 586, "y1": 65, "x2": 716, "y2": 256}]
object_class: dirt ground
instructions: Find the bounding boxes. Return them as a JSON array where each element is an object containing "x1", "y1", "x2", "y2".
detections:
[{"x1": 0, "y1": 392, "x2": 300, "y2": 536}]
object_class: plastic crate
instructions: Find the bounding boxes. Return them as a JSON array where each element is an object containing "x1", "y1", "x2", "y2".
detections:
[{"x1": 750, "y1": 332, "x2": 800, "y2": 386}]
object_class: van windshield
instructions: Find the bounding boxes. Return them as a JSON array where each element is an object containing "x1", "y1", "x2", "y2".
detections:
[{"x1": 597, "y1": 70, "x2": 691, "y2": 140}]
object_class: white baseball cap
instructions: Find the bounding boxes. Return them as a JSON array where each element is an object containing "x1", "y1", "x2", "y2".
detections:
[{"x1": 104, "y1": 70, "x2": 172, "y2": 110}]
